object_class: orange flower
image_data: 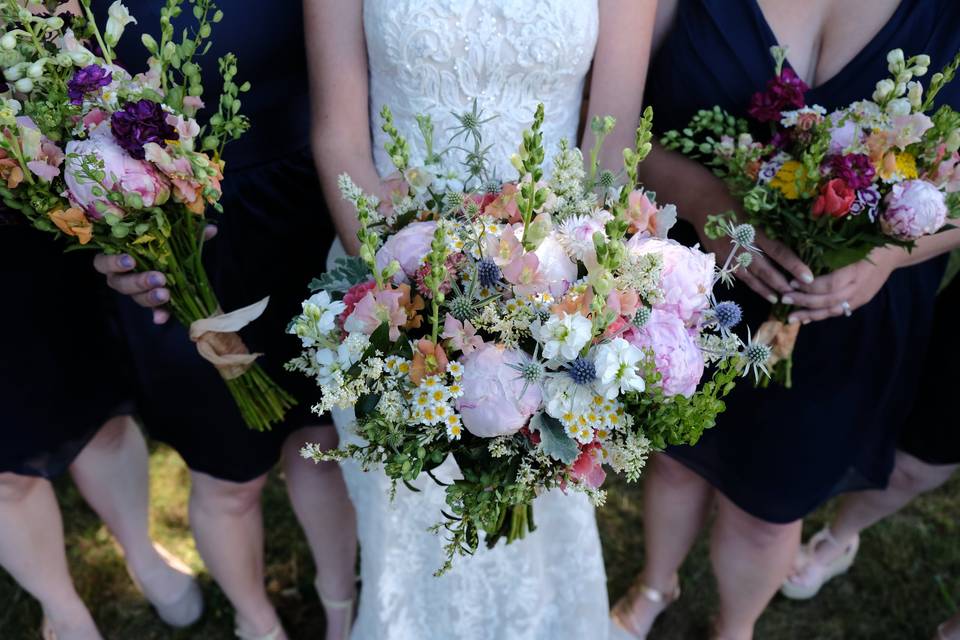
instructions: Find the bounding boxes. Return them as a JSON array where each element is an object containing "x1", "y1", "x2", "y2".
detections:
[
  {"x1": 396, "y1": 283, "x2": 425, "y2": 330},
  {"x1": 0, "y1": 148, "x2": 24, "y2": 189},
  {"x1": 48, "y1": 207, "x2": 94, "y2": 245},
  {"x1": 410, "y1": 338, "x2": 449, "y2": 385},
  {"x1": 552, "y1": 286, "x2": 594, "y2": 317}
]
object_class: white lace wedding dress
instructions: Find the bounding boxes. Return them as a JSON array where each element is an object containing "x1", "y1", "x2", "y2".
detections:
[{"x1": 327, "y1": 2, "x2": 608, "y2": 638}]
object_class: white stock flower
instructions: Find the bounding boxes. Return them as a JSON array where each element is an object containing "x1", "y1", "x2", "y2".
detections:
[
  {"x1": 532, "y1": 312, "x2": 593, "y2": 362},
  {"x1": 593, "y1": 338, "x2": 646, "y2": 399},
  {"x1": 105, "y1": 2, "x2": 137, "y2": 47}
]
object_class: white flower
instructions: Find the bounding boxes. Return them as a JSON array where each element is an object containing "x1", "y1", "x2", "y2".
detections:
[
  {"x1": 314, "y1": 348, "x2": 342, "y2": 386},
  {"x1": 555, "y1": 211, "x2": 611, "y2": 261},
  {"x1": 593, "y1": 338, "x2": 646, "y2": 399},
  {"x1": 105, "y1": 2, "x2": 137, "y2": 47},
  {"x1": 306, "y1": 291, "x2": 346, "y2": 331},
  {"x1": 543, "y1": 375, "x2": 595, "y2": 420},
  {"x1": 532, "y1": 312, "x2": 593, "y2": 362}
]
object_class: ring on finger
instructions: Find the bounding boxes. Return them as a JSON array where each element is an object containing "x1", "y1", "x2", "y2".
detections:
[{"x1": 841, "y1": 300, "x2": 852, "y2": 317}]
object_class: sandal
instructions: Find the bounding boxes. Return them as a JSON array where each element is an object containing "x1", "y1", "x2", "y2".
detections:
[
  {"x1": 781, "y1": 527, "x2": 859, "y2": 600},
  {"x1": 126, "y1": 543, "x2": 203, "y2": 628},
  {"x1": 317, "y1": 576, "x2": 357, "y2": 640},
  {"x1": 40, "y1": 617, "x2": 56, "y2": 640},
  {"x1": 610, "y1": 577, "x2": 681, "y2": 639}
]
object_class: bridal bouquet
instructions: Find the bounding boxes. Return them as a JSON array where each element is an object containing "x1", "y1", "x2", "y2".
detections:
[
  {"x1": 290, "y1": 103, "x2": 764, "y2": 573},
  {"x1": 663, "y1": 47, "x2": 960, "y2": 386},
  {"x1": 0, "y1": 0, "x2": 294, "y2": 429}
]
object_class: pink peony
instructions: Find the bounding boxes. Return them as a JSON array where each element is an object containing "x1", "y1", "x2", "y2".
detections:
[
  {"x1": 880, "y1": 179, "x2": 948, "y2": 240},
  {"x1": 533, "y1": 233, "x2": 577, "y2": 285},
  {"x1": 570, "y1": 442, "x2": 606, "y2": 489},
  {"x1": 64, "y1": 123, "x2": 170, "y2": 219},
  {"x1": 627, "y1": 309, "x2": 705, "y2": 398},
  {"x1": 456, "y1": 344, "x2": 542, "y2": 438},
  {"x1": 626, "y1": 236, "x2": 715, "y2": 325},
  {"x1": 375, "y1": 220, "x2": 436, "y2": 283}
]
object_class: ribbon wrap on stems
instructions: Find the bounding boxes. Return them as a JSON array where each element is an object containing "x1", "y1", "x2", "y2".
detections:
[
  {"x1": 756, "y1": 318, "x2": 800, "y2": 367},
  {"x1": 189, "y1": 297, "x2": 269, "y2": 380}
]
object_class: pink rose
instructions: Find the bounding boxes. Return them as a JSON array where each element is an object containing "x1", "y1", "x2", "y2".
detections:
[
  {"x1": 570, "y1": 442, "x2": 606, "y2": 489},
  {"x1": 64, "y1": 124, "x2": 170, "y2": 219},
  {"x1": 456, "y1": 344, "x2": 542, "y2": 438},
  {"x1": 375, "y1": 220, "x2": 437, "y2": 283},
  {"x1": 627, "y1": 309, "x2": 705, "y2": 398},
  {"x1": 626, "y1": 236, "x2": 715, "y2": 325},
  {"x1": 880, "y1": 179, "x2": 948, "y2": 240}
]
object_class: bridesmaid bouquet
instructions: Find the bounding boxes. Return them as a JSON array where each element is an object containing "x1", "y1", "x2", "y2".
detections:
[
  {"x1": 0, "y1": 1, "x2": 294, "y2": 430},
  {"x1": 663, "y1": 47, "x2": 960, "y2": 386},
  {"x1": 289, "y1": 103, "x2": 763, "y2": 573}
]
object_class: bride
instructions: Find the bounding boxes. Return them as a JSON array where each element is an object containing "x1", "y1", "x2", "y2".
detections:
[{"x1": 305, "y1": 1, "x2": 656, "y2": 638}]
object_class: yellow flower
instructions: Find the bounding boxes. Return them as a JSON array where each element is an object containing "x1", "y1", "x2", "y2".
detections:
[
  {"x1": 877, "y1": 152, "x2": 919, "y2": 182},
  {"x1": 770, "y1": 161, "x2": 803, "y2": 200}
]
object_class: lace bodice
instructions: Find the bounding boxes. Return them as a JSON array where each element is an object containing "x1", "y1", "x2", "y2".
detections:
[{"x1": 364, "y1": 0, "x2": 599, "y2": 179}]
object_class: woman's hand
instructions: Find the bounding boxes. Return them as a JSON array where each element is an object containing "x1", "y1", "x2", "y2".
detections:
[
  {"x1": 781, "y1": 247, "x2": 904, "y2": 323},
  {"x1": 92, "y1": 225, "x2": 217, "y2": 325}
]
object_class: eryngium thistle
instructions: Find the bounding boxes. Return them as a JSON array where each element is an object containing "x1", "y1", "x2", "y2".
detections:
[
  {"x1": 714, "y1": 301, "x2": 743, "y2": 330},
  {"x1": 568, "y1": 357, "x2": 597, "y2": 385},
  {"x1": 633, "y1": 306, "x2": 652, "y2": 328},
  {"x1": 477, "y1": 258, "x2": 501, "y2": 288}
]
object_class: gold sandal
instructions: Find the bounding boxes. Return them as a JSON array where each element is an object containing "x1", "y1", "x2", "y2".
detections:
[
  {"x1": 610, "y1": 578, "x2": 681, "y2": 639},
  {"x1": 317, "y1": 576, "x2": 357, "y2": 640}
]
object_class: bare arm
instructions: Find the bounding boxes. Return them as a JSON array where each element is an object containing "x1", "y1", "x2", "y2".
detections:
[
  {"x1": 305, "y1": 0, "x2": 382, "y2": 257},
  {"x1": 580, "y1": 0, "x2": 657, "y2": 172}
]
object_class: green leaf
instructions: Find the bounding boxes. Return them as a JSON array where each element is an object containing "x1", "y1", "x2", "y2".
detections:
[
  {"x1": 530, "y1": 413, "x2": 579, "y2": 465},
  {"x1": 356, "y1": 393, "x2": 381, "y2": 420},
  {"x1": 820, "y1": 245, "x2": 873, "y2": 271},
  {"x1": 308, "y1": 256, "x2": 372, "y2": 294}
]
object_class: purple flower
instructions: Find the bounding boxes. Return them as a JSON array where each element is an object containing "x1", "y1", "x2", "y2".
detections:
[
  {"x1": 748, "y1": 67, "x2": 809, "y2": 123},
  {"x1": 67, "y1": 65, "x2": 112, "y2": 105},
  {"x1": 828, "y1": 154, "x2": 876, "y2": 191},
  {"x1": 850, "y1": 185, "x2": 881, "y2": 220},
  {"x1": 110, "y1": 99, "x2": 178, "y2": 160}
]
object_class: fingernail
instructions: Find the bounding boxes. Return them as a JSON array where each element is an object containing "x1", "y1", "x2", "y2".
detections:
[
  {"x1": 119, "y1": 255, "x2": 134, "y2": 269},
  {"x1": 802, "y1": 273, "x2": 814, "y2": 284},
  {"x1": 788, "y1": 315, "x2": 798, "y2": 324},
  {"x1": 789, "y1": 280, "x2": 800, "y2": 289},
  {"x1": 781, "y1": 295, "x2": 794, "y2": 305},
  {"x1": 802, "y1": 319, "x2": 811, "y2": 326},
  {"x1": 766, "y1": 294, "x2": 779, "y2": 304},
  {"x1": 152, "y1": 289, "x2": 169, "y2": 303},
  {"x1": 148, "y1": 273, "x2": 165, "y2": 287}
]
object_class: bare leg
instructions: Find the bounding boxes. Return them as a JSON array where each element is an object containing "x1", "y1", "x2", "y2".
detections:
[
  {"x1": 70, "y1": 416, "x2": 196, "y2": 612},
  {"x1": 0, "y1": 473, "x2": 102, "y2": 640},
  {"x1": 818, "y1": 452, "x2": 958, "y2": 562},
  {"x1": 611, "y1": 453, "x2": 713, "y2": 636},
  {"x1": 711, "y1": 494, "x2": 801, "y2": 640},
  {"x1": 188, "y1": 470, "x2": 287, "y2": 639},
  {"x1": 281, "y1": 425, "x2": 357, "y2": 640}
]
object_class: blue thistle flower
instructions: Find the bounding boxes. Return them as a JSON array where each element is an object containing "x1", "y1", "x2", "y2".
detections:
[
  {"x1": 568, "y1": 357, "x2": 596, "y2": 385},
  {"x1": 477, "y1": 258, "x2": 501, "y2": 288},
  {"x1": 633, "y1": 306, "x2": 652, "y2": 328},
  {"x1": 714, "y1": 301, "x2": 743, "y2": 330}
]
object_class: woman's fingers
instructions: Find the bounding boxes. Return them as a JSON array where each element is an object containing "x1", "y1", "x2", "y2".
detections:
[
  {"x1": 130, "y1": 287, "x2": 170, "y2": 309},
  {"x1": 152, "y1": 308, "x2": 171, "y2": 325},
  {"x1": 787, "y1": 302, "x2": 850, "y2": 324},
  {"x1": 758, "y1": 236, "x2": 814, "y2": 285},
  {"x1": 93, "y1": 253, "x2": 136, "y2": 275},
  {"x1": 744, "y1": 253, "x2": 793, "y2": 296},
  {"x1": 738, "y1": 267, "x2": 781, "y2": 304},
  {"x1": 105, "y1": 271, "x2": 167, "y2": 297},
  {"x1": 203, "y1": 224, "x2": 218, "y2": 241}
]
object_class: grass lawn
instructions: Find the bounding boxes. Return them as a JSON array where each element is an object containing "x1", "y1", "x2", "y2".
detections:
[{"x1": 1, "y1": 443, "x2": 957, "y2": 639}]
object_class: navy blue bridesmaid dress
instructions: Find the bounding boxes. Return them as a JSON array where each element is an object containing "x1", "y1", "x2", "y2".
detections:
[
  {"x1": 90, "y1": 1, "x2": 336, "y2": 482},
  {"x1": 0, "y1": 221, "x2": 134, "y2": 478},
  {"x1": 646, "y1": 0, "x2": 960, "y2": 523}
]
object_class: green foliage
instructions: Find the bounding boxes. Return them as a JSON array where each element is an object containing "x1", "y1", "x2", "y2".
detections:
[
  {"x1": 530, "y1": 413, "x2": 579, "y2": 464},
  {"x1": 308, "y1": 255, "x2": 371, "y2": 295}
]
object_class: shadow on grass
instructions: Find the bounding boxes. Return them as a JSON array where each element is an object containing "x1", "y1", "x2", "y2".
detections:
[{"x1": 0, "y1": 444, "x2": 956, "y2": 639}]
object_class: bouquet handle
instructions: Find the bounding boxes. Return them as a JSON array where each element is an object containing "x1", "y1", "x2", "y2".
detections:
[{"x1": 189, "y1": 297, "x2": 270, "y2": 380}]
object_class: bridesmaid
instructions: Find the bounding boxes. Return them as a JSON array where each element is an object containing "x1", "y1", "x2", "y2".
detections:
[
  {"x1": 0, "y1": 219, "x2": 201, "y2": 638},
  {"x1": 783, "y1": 270, "x2": 960, "y2": 640},
  {"x1": 89, "y1": 3, "x2": 357, "y2": 639},
  {"x1": 610, "y1": 1, "x2": 960, "y2": 638}
]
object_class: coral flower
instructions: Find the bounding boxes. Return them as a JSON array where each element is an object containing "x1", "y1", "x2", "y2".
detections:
[
  {"x1": 48, "y1": 207, "x2": 93, "y2": 245},
  {"x1": 410, "y1": 338, "x2": 449, "y2": 385},
  {"x1": 342, "y1": 286, "x2": 408, "y2": 341}
]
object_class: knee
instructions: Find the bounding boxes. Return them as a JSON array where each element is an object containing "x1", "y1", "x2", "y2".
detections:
[
  {"x1": 89, "y1": 415, "x2": 137, "y2": 452},
  {"x1": 191, "y1": 473, "x2": 267, "y2": 517},
  {"x1": 719, "y1": 502, "x2": 799, "y2": 551},
  {"x1": 890, "y1": 452, "x2": 955, "y2": 496},
  {"x1": 0, "y1": 472, "x2": 42, "y2": 503}
]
